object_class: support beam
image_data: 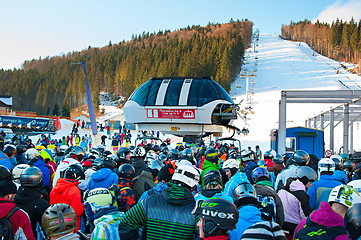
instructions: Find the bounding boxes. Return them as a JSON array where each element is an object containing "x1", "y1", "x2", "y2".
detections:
[
  {"x1": 320, "y1": 114, "x2": 324, "y2": 130},
  {"x1": 313, "y1": 117, "x2": 317, "y2": 129},
  {"x1": 350, "y1": 121, "x2": 354, "y2": 153},
  {"x1": 330, "y1": 109, "x2": 334, "y2": 152},
  {"x1": 343, "y1": 104, "x2": 349, "y2": 154},
  {"x1": 278, "y1": 94, "x2": 287, "y2": 154}
]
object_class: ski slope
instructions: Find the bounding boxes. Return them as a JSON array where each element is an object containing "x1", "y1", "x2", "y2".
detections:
[{"x1": 230, "y1": 34, "x2": 361, "y2": 153}]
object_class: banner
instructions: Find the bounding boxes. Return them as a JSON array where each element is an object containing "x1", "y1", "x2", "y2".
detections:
[
  {"x1": 81, "y1": 62, "x2": 98, "y2": 136},
  {"x1": 147, "y1": 109, "x2": 195, "y2": 119},
  {"x1": 0, "y1": 115, "x2": 49, "y2": 128}
]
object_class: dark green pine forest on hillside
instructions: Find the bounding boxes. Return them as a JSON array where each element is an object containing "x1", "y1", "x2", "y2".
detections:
[
  {"x1": 0, "y1": 19, "x2": 253, "y2": 115},
  {"x1": 282, "y1": 18, "x2": 361, "y2": 67}
]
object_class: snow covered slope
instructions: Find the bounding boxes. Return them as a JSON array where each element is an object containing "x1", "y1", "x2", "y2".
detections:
[{"x1": 230, "y1": 34, "x2": 361, "y2": 152}]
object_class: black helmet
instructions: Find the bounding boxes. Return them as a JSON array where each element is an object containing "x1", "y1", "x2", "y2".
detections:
[
  {"x1": 192, "y1": 198, "x2": 239, "y2": 237},
  {"x1": 252, "y1": 167, "x2": 270, "y2": 183},
  {"x1": 296, "y1": 166, "x2": 317, "y2": 185},
  {"x1": 158, "y1": 153, "x2": 168, "y2": 163},
  {"x1": 205, "y1": 148, "x2": 219, "y2": 163},
  {"x1": 344, "y1": 160, "x2": 356, "y2": 172},
  {"x1": 350, "y1": 152, "x2": 361, "y2": 162},
  {"x1": 103, "y1": 150, "x2": 112, "y2": 157},
  {"x1": 145, "y1": 143, "x2": 153, "y2": 152},
  {"x1": 263, "y1": 151, "x2": 273, "y2": 159},
  {"x1": 0, "y1": 165, "x2": 12, "y2": 181},
  {"x1": 117, "y1": 147, "x2": 130, "y2": 160},
  {"x1": 91, "y1": 158, "x2": 102, "y2": 170},
  {"x1": 167, "y1": 149, "x2": 180, "y2": 160},
  {"x1": 64, "y1": 164, "x2": 85, "y2": 181},
  {"x1": 228, "y1": 149, "x2": 238, "y2": 160},
  {"x1": 233, "y1": 182, "x2": 257, "y2": 207},
  {"x1": 203, "y1": 170, "x2": 222, "y2": 187},
  {"x1": 153, "y1": 145, "x2": 160, "y2": 152},
  {"x1": 70, "y1": 146, "x2": 85, "y2": 161},
  {"x1": 20, "y1": 166, "x2": 43, "y2": 187},
  {"x1": 99, "y1": 157, "x2": 117, "y2": 170},
  {"x1": 344, "y1": 203, "x2": 361, "y2": 240},
  {"x1": 292, "y1": 150, "x2": 309, "y2": 166},
  {"x1": 64, "y1": 146, "x2": 75, "y2": 156},
  {"x1": 273, "y1": 154, "x2": 284, "y2": 164},
  {"x1": 16, "y1": 145, "x2": 26, "y2": 155},
  {"x1": 117, "y1": 163, "x2": 135, "y2": 179},
  {"x1": 3, "y1": 145, "x2": 16, "y2": 157}
]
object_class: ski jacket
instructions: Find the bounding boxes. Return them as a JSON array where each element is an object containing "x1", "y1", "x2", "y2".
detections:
[
  {"x1": 131, "y1": 157, "x2": 147, "y2": 177},
  {"x1": 294, "y1": 201, "x2": 348, "y2": 240},
  {"x1": 194, "y1": 188, "x2": 233, "y2": 203},
  {"x1": 275, "y1": 164, "x2": 299, "y2": 191},
  {"x1": 229, "y1": 205, "x2": 262, "y2": 240},
  {"x1": 223, "y1": 171, "x2": 249, "y2": 197},
  {"x1": 109, "y1": 177, "x2": 137, "y2": 213},
  {"x1": 50, "y1": 178, "x2": 84, "y2": 232},
  {"x1": 268, "y1": 163, "x2": 285, "y2": 177},
  {"x1": 254, "y1": 180, "x2": 284, "y2": 226},
  {"x1": 32, "y1": 158, "x2": 51, "y2": 187},
  {"x1": 277, "y1": 178, "x2": 311, "y2": 225},
  {"x1": 307, "y1": 174, "x2": 342, "y2": 210},
  {"x1": 200, "y1": 159, "x2": 220, "y2": 188},
  {"x1": 91, "y1": 206, "x2": 123, "y2": 240},
  {"x1": 14, "y1": 186, "x2": 49, "y2": 237},
  {"x1": 132, "y1": 170, "x2": 156, "y2": 198},
  {"x1": 87, "y1": 168, "x2": 118, "y2": 190},
  {"x1": 138, "y1": 182, "x2": 168, "y2": 202},
  {"x1": 0, "y1": 154, "x2": 15, "y2": 170},
  {"x1": 119, "y1": 182, "x2": 198, "y2": 240},
  {"x1": 0, "y1": 198, "x2": 35, "y2": 240}
]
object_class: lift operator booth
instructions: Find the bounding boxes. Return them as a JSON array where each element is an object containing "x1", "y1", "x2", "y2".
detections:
[{"x1": 271, "y1": 126, "x2": 324, "y2": 159}]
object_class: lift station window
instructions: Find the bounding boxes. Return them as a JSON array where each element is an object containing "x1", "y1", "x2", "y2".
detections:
[
  {"x1": 164, "y1": 79, "x2": 184, "y2": 106},
  {"x1": 188, "y1": 79, "x2": 202, "y2": 106},
  {"x1": 129, "y1": 80, "x2": 153, "y2": 106},
  {"x1": 286, "y1": 137, "x2": 296, "y2": 153},
  {"x1": 146, "y1": 80, "x2": 162, "y2": 106},
  {"x1": 198, "y1": 79, "x2": 222, "y2": 106}
]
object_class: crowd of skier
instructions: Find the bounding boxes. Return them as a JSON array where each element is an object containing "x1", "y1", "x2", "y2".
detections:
[{"x1": 0, "y1": 132, "x2": 361, "y2": 240}]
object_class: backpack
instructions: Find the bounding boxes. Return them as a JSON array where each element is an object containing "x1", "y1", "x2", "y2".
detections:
[
  {"x1": 294, "y1": 216, "x2": 346, "y2": 240},
  {"x1": 256, "y1": 194, "x2": 277, "y2": 222},
  {"x1": 0, "y1": 206, "x2": 20, "y2": 240}
]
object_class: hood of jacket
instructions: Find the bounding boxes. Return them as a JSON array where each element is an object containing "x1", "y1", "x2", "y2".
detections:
[
  {"x1": 254, "y1": 184, "x2": 277, "y2": 198},
  {"x1": 136, "y1": 170, "x2": 153, "y2": 180},
  {"x1": 310, "y1": 201, "x2": 345, "y2": 227},
  {"x1": 52, "y1": 178, "x2": 79, "y2": 193},
  {"x1": 131, "y1": 158, "x2": 146, "y2": 168},
  {"x1": 94, "y1": 206, "x2": 123, "y2": 220},
  {"x1": 14, "y1": 187, "x2": 41, "y2": 204},
  {"x1": 333, "y1": 170, "x2": 347, "y2": 183},
  {"x1": 239, "y1": 205, "x2": 262, "y2": 222},
  {"x1": 199, "y1": 188, "x2": 222, "y2": 198},
  {"x1": 289, "y1": 179, "x2": 306, "y2": 191},
  {"x1": 161, "y1": 182, "x2": 195, "y2": 206},
  {"x1": 152, "y1": 182, "x2": 168, "y2": 194},
  {"x1": 202, "y1": 159, "x2": 220, "y2": 171},
  {"x1": 92, "y1": 168, "x2": 113, "y2": 182}
]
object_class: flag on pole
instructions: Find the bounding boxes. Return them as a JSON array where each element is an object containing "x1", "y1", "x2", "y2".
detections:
[{"x1": 81, "y1": 62, "x2": 98, "y2": 136}]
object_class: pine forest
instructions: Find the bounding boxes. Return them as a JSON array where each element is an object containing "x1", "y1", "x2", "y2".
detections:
[{"x1": 0, "y1": 19, "x2": 253, "y2": 115}]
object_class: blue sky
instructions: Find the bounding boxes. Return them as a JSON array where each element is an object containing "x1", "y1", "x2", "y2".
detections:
[{"x1": 1, "y1": 0, "x2": 360, "y2": 70}]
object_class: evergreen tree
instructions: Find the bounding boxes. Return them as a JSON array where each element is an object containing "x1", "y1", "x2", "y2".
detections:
[
  {"x1": 62, "y1": 99, "x2": 71, "y2": 117},
  {"x1": 52, "y1": 103, "x2": 60, "y2": 116}
]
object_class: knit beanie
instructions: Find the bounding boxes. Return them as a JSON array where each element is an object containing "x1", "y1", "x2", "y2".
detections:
[
  {"x1": 0, "y1": 179, "x2": 17, "y2": 196},
  {"x1": 157, "y1": 164, "x2": 175, "y2": 182}
]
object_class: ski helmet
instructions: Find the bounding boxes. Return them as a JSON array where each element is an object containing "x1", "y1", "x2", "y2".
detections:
[
  {"x1": 148, "y1": 159, "x2": 164, "y2": 171},
  {"x1": 16, "y1": 145, "x2": 26, "y2": 155},
  {"x1": 203, "y1": 170, "x2": 222, "y2": 187},
  {"x1": 181, "y1": 148, "x2": 194, "y2": 161},
  {"x1": 24, "y1": 148, "x2": 39, "y2": 161},
  {"x1": 117, "y1": 147, "x2": 130, "y2": 160},
  {"x1": 273, "y1": 154, "x2": 284, "y2": 164},
  {"x1": 192, "y1": 198, "x2": 239, "y2": 237},
  {"x1": 233, "y1": 182, "x2": 257, "y2": 206},
  {"x1": 167, "y1": 148, "x2": 180, "y2": 160},
  {"x1": 296, "y1": 166, "x2": 317, "y2": 185},
  {"x1": 252, "y1": 167, "x2": 270, "y2": 183},
  {"x1": 117, "y1": 163, "x2": 135, "y2": 179},
  {"x1": 263, "y1": 151, "x2": 273, "y2": 159},
  {"x1": 344, "y1": 160, "x2": 356, "y2": 172},
  {"x1": 240, "y1": 149, "x2": 254, "y2": 162},
  {"x1": 85, "y1": 187, "x2": 115, "y2": 208},
  {"x1": 330, "y1": 155, "x2": 343, "y2": 170},
  {"x1": 344, "y1": 203, "x2": 361, "y2": 240},
  {"x1": 291, "y1": 150, "x2": 309, "y2": 166},
  {"x1": 98, "y1": 157, "x2": 117, "y2": 170},
  {"x1": 88, "y1": 148, "x2": 100, "y2": 159},
  {"x1": 39, "y1": 149, "x2": 54, "y2": 164},
  {"x1": 70, "y1": 146, "x2": 85, "y2": 161},
  {"x1": 205, "y1": 148, "x2": 219, "y2": 163},
  {"x1": 318, "y1": 158, "x2": 336, "y2": 175},
  {"x1": 328, "y1": 185, "x2": 358, "y2": 208},
  {"x1": 59, "y1": 145, "x2": 68, "y2": 154},
  {"x1": 63, "y1": 164, "x2": 85, "y2": 181},
  {"x1": 20, "y1": 166, "x2": 43, "y2": 187},
  {"x1": 223, "y1": 159, "x2": 239, "y2": 177},
  {"x1": 350, "y1": 152, "x2": 361, "y2": 163},
  {"x1": 131, "y1": 146, "x2": 146, "y2": 158},
  {"x1": 0, "y1": 165, "x2": 12, "y2": 181},
  {"x1": 12, "y1": 164, "x2": 30, "y2": 180},
  {"x1": 228, "y1": 149, "x2": 238, "y2": 160},
  {"x1": 41, "y1": 203, "x2": 77, "y2": 237},
  {"x1": 171, "y1": 165, "x2": 199, "y2": 188},
  {"x1": 3, "y1": 145, "x2": 16, "y2": 157}
]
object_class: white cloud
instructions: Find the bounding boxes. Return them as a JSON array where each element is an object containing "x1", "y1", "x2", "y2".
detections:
[{"x1": 313, "y1": 0, "x2": 361, "y2": 24}]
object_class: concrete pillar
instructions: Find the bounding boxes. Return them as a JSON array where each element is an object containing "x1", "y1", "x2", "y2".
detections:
[
  {"x1": 313, "y1": 117, "x2": 317, "y2": 129},
  {"x1": 320, "y1": 114, "x2": 324, "y2": 130},
  {"x1": 278, "y1": 93, "x2": 287, "y2": 154},
  {"x1": 350, "y1": 121, "x2": 354, "y2": 153}
]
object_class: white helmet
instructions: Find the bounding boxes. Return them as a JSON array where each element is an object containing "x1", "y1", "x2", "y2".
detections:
[
  {"x1": 59, "y1": 145, "x2": 68, "y2": 153},
  {"x1": 25, "y1": 148, "x2": 39, "y2": 160},
  {"x1": 318, "y1": 158, "x2": 335, "y2": 175},
  {"x1": 328, "y1": 185, "x2": 359, "y2": 208},
  {"x1": 240, "y1": 149, "x2": 254, "y2": 162},
  {"x1": 347, "y1": 180, "x2": 361, "y2": 202},
  {"x1": 172, "y1": 165, "x2": 200, "y2": 188},
  {"x1": 12, "y1": 164, "x2": 30, "y2": 179},
  {"x1": 223, "y1": 159, "x2": 240, "y2": 169}
]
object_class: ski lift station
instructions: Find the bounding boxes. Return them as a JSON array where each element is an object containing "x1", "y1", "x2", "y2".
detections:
[{"x1": 123, "y1": 77, "x2": 240, "y2": 142}]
